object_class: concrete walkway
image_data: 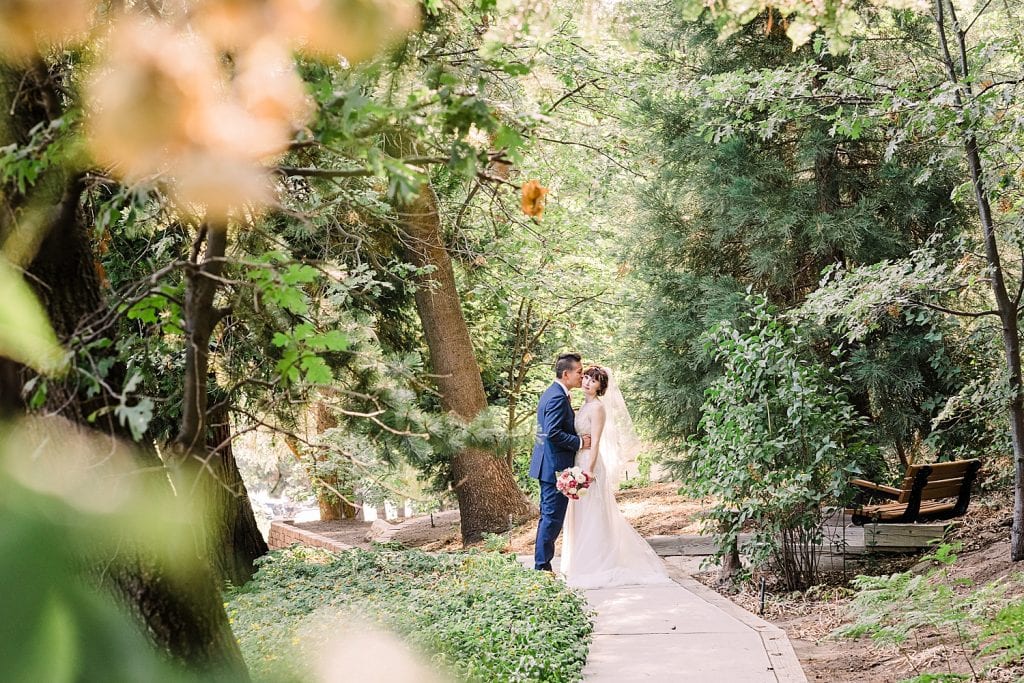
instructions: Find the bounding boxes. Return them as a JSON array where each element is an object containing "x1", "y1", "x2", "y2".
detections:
[{"x1": 519, "y1": 556, "x2": 807, "y2": 682}]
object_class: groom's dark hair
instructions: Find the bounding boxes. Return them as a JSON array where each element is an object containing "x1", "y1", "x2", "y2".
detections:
[{"x1": 554, "y1": 353, "x2": 582, "y2": 379}]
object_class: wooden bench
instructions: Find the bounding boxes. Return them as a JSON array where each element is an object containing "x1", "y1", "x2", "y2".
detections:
[{"x1": 847, "y1": 459, "x2": 981, "y2": 526}]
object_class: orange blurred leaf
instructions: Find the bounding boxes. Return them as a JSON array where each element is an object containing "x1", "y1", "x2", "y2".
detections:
[
  {"x1": 272, "y1": 0, "x2": 420, "y2": 63},
  {"x1": 0, "y1": 0, "x2": 96, "y2": 59},
  {"x1": 520, "y1": 179, "x2": 548, "y2": 219}
]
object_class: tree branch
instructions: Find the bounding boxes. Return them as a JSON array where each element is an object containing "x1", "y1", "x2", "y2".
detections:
[
  {"x1": 964, "y1": 0, "x2": 995, "y2": 35},
  {"x1": 174, "y1": 222, "x2": 229, "y2": 454},
  {"x1": 911, "y1": 300, "x2": 1000, "y2": 318},
  {"x1": 546, "y1": 78, "x2": 600, "y2": 114}
]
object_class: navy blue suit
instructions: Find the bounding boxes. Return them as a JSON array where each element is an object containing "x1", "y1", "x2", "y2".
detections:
[{"x1": 530, "y1": 381, "x2": 582, "y2": 570}]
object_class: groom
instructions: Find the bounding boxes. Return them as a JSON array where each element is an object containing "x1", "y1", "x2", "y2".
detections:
[{"x1": 530, "y1": 353, "x2": 591, "y2": 571}]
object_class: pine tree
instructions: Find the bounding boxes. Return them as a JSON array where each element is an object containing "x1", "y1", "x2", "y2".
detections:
[{"x1": 626, "y1": 9, "x2": 964, "y2": 454}]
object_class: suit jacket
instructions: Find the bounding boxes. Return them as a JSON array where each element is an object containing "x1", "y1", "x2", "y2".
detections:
[{"x1": 529, "y1": 382, "x2": 582, "y2": 483}]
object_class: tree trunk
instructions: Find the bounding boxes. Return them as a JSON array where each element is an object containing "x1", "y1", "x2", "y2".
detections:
[
  {"x1": 0, "y1": 64, "x2": 249, "y2": 674},
  {"x1": 205, "y1": 401, "x2": 270, "y2": 586},
  {"x1": 894, "y1": 438, "x2": 911, "y2": 469},
  {"x1": 718, "y1": 539, "x2": 743, "y2": 586},
  {"x1": 0, "y1": 196, "x2": 249, "y2": 676},
  {"x1": 167, "y1": 225, "x2": 270, "y2": 587},
  {"x1": 173, "y1": 224, "x2": 227, "y2": 453},
  {"x1": 934, "y1": 0, "x2": 1024, "y2": 561},
  {"x1": 312, "y1": 401, "x2": 358, "y2": 520},
  {"x1": 398, "y1": 183, "x2": 530, "y2": 542}
]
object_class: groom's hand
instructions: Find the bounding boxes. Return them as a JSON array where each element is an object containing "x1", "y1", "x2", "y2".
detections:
[{"x1": 581, "y1": 434, "x2": 592, "y2": 449}]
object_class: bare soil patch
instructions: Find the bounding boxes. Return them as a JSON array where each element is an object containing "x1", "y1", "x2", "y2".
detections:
[
  {"x1": 617, "y1": 482, "x2": 707, "y2": 536},
  {"x1": 289, "y1": 482, "x2": 707, "y2": 553},
  {"x1": 293, "y1": 511, "x2": 468, "y2": 550},
  {"x1": 390, "y1": 509, "x2": 462, "y2": 550}
]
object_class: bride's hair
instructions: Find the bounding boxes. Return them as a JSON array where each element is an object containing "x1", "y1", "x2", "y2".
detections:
[{"x1": 583, "y1": 366, "x2": 609, "y2": 396}]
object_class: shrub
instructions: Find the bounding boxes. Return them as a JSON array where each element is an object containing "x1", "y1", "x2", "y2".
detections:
[
  {"x1": 618, "y1": 452, "x2": 654, "y2": 490},
  {"x1": 481, "y1": 532, "x2": 510, "y2": 552},
  {"x1": 618, "y1": 475, "x2": 651, "y2": 491},
  {"x1": 676, "y1": 295, "x2": 873, "y2": 589},
  {"x1": 226, "y1": 546, "x2": 592, "y2": 682}
]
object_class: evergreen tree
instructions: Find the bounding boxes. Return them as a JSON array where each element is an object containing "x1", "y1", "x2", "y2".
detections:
[{"x1": 625, "y1": 8, "x2": 964, "y2": 454}]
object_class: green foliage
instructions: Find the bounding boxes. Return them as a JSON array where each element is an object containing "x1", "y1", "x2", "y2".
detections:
[
  {"x1": 617, "y1": 475, "x2": 651, "y2": 491},
  {"x1": 979, "y1": 595, "x2": 1024, "y2": 670},
  {"x1": 481, "y1": 532, "x2": 510, "y2": 552},
  {"x1": 0, "y1": 115, "x2": 75, "y2": 194},
  {"x1": 838, "y1": 544, "x2": 1024, "y2": 681},
  {"x1": 0, "y1": 259, "x2": 66, "y2": 375},
  {"x1": 624, "y1": 9, "x2": 960, "y2": 450},
  {"x1": 618, "y1": 455, "x2": 654, "y2": 490},
  {"x1": 796, "y1": 253, "x2": 962, "y2": 346},
  {"x1": 837, "y1": 544, "x2": 982, "y2": 644},
  {"x1": 795, "y1": 248, "x2": 1008, "y2": 462},
  {"x1": 270, "y1": 322, "x2": 349, "y2": 386},
  {"x1": 677, "y1": 294, "x2": 872, "y2": 588},
  {"x1": 656, "y1": 0, "x2": 1024, "y2": 475},
  {"x1": 672, "y1": 0, "x2": 925, "y2": 53},
  {"x1": 0, "y1": 420, "x2": 238, "y2": 683},
  {"x1": 408, "y1": 405, "x2": 527, "y2": 491},
  {"x1": 226, "y1": 546, "x2": 593, "y2": 682},
  {"x1": 900, "y1": 675, "x2": 969, "y2": 683}
]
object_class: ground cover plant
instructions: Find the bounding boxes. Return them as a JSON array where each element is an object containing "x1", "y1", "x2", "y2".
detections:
[
  {"x1": 837, "y1": 544, "x2": 1024, "y2": 682},
  {"x1": 226, "y1": 546, "x2": 592, "y2": 682}
]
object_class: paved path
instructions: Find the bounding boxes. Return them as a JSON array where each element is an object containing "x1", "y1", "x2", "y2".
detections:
[{"x1": 519, "y1": 556, "x2": 807, "y2": 682}]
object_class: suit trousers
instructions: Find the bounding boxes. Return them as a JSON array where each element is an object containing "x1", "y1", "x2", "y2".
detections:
[{"x1": 534, "y1": 479, "x2": 569, "y2": 570}]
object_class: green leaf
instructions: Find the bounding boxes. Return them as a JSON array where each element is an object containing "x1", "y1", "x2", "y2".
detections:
[
  {"x1": 115, "y1": 398, "x2": 154, "y2": 442},
  {"x1": 499, "y1": 62, "x2": 531, "y2": 76},
  {"x1": 318, "y1": 330, "x2": 348, "y2": 352},
  {"x1": 26, "y1": 377, "x2": 47, "y2": 410},
  {"x1": 126, "y1": 295, "x2": 163, "y2": 324},
  {"x1": 275, "y1": 287, "x2": 308, "y2": 315},
  {"x1": 23, "y1": 596, "x2": 76, "y2": 683},
  {"x1": 282, "y1": 264, "x2": 319, "y2": 286},
  {"x1": 300, "y1": 355, "x2": 333, "y2": 385},
  {"x1": 0, "y1": 259, "x2": 66, "y2": 375},
  {"x1": 493, "y1": 125, "x2": 525, "y2": 154},
  {"x1": 677, "y1": 0, "x2": 706, "y2": 22}
]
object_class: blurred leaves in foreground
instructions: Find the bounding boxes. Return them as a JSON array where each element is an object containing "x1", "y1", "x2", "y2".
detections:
[
  {"x1": 0, "y1": 259, "x2": 66, "y2": 375},
  {"x1": 0, "y1": 418, "x2": 222, "y2": 683}
]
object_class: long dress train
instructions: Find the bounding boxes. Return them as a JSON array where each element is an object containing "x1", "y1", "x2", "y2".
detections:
[{"x1": 561, "y1": 405, "x2": 671, "y2": 589}]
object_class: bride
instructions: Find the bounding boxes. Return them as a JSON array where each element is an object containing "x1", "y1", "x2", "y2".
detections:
[{"x1": 561, "y1": 366, "x2": 670, "y2": 589}]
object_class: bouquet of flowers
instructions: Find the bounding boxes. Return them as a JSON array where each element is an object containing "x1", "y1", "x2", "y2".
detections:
[{"x1": 556, "y1": 466, "x2": 594, "y2": 500}]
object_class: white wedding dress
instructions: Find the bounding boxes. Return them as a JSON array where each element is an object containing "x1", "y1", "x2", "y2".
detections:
[{"x1": 560, "y1": 402, "x2": 671, "y2": 589}]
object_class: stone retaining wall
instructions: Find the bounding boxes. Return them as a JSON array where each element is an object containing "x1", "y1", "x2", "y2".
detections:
[{"x1": 267, "y1": 519, "x2": 352, "y2": 552}]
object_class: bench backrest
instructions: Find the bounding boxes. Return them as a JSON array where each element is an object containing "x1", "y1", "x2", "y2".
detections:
[{"x1": 897, "y1": 459, "x2": 981, "y2": 504}]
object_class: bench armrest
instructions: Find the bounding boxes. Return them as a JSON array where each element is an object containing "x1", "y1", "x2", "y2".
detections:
[{"x1": 850, "y1": 479, "x2": 902, "y2": 499}]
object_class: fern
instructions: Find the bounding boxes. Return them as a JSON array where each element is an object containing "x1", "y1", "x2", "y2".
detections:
[
  {"x1": 979, "y1": 596, "x2": 1024, "y2": 668},
  {"x1": 838, "y1": 545, "x2": 1024, "y2": 682},
  {"x1": 837, "y1": 569, "x2": 969, "y2": 644},
  {"x1": 836, "y1": 544, "x2": 1014, "y2": 644}
]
